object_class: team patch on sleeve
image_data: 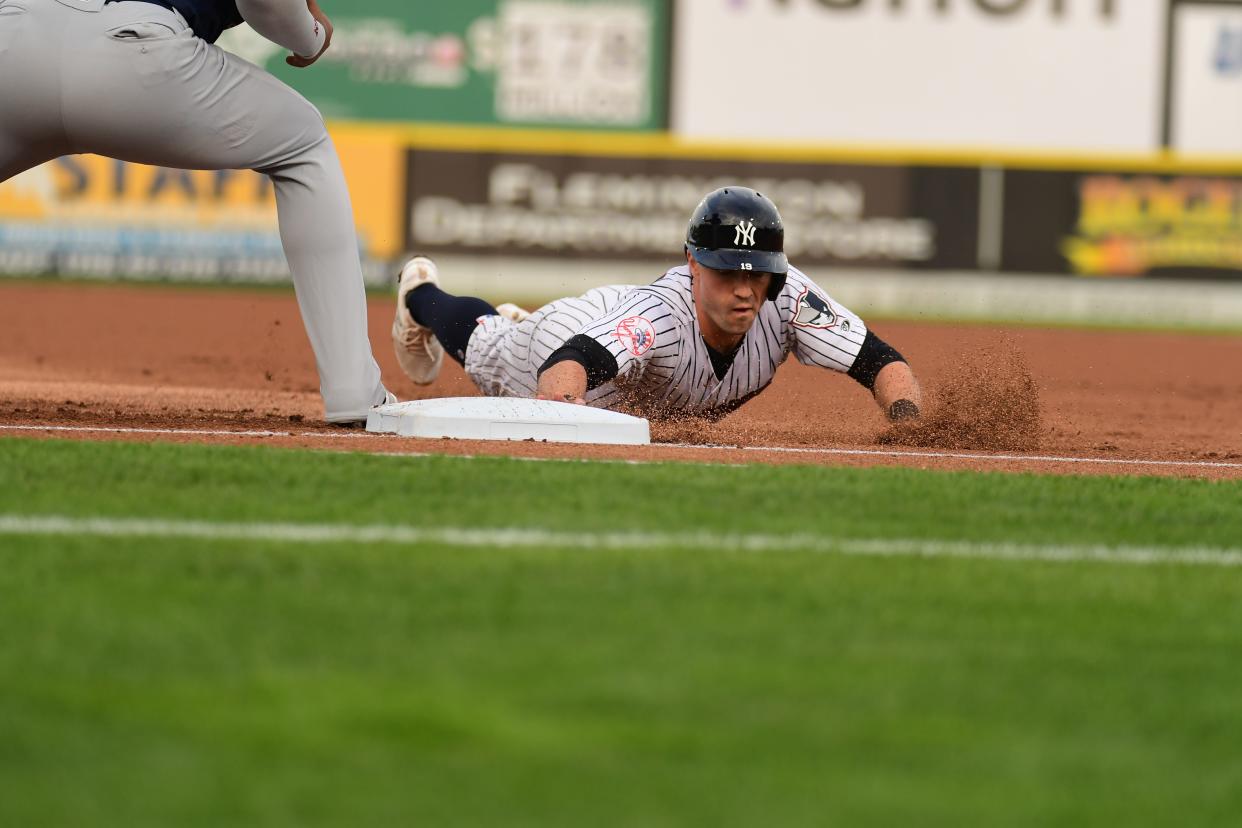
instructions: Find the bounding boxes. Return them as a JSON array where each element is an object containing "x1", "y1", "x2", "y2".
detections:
[
  {"x1": 792, "y1": 287, "x2": 850, "y2": 332},
  {"x1": 612, "y1": 316, "x2": 657, "y2": 356}
]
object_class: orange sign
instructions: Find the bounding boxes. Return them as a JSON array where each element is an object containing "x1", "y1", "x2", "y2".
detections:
[
  {"x1": 1063, "y1": 176, "x2": 1242, "y2": 276},
  {"x1": 0, "y1": 126, "x2": 405, "y2": 260}
]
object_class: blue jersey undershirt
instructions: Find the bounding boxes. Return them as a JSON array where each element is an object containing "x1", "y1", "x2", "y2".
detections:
[{"x1": 114, "y1": 0, "x2": 243, "y2": 44}]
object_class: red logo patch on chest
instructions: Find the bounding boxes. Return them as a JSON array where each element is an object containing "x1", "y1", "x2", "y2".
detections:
[{"x1": 612, "y1": 316, "x2": 657, "y2": 356}]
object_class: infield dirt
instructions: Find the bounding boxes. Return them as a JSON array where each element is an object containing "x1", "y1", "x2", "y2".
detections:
[{"x1": 2, "y1": 281, "x2": 1240, "y2": 479}]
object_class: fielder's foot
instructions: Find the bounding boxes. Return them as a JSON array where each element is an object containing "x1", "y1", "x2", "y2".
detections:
[
  {"x1": 495, "y1": 302, "x2": 531, "y2": 323},
  {"x1": 327, "y1": 390, "x2": 398, "y2": 428},
  {"x1": 392, "y1": 256, "x2": 445, "y2": 385}
]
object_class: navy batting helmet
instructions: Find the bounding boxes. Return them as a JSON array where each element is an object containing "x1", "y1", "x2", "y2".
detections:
[{"x1": 685, "y1": 187, "x2": 788, "y2": 301}]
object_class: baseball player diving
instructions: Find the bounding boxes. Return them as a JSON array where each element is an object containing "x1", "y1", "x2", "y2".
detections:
[
  {"x1": 0, "y1": 0, "x2": 392, "y2": 423},
  {"x1": 391, "y1": 187, "x2": 923, "y2": 422}
]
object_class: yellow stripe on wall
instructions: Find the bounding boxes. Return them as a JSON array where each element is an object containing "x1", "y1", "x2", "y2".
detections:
[{"x1": 328, "y1": 121, "x2": 1242, "y2": 175}]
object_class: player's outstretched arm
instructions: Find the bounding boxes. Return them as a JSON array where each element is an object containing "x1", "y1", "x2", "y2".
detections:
[
  {"x1": 536, "y1": 360, "x2": 588, "y2": 405},
  {"x1": 236, "y1": 0, "x2": 332, "y2": 68},
  {"x1": 872, "y1": 361, "x2": 922, "y2": 422},
  {"x1": 836, "y1": 325, "x2": 921, "y2": 422}
]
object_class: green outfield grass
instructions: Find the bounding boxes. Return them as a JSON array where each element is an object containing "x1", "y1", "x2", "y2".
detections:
[{"x1": 2, "y1": 438, "x2": 1242, "y2": 827}]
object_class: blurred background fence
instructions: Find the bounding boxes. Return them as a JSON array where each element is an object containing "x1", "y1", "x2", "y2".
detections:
[{"x1": 4, "y1": 0, "x2": 1242, "y2": 325}]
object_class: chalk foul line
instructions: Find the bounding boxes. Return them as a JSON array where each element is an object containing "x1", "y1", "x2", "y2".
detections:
[
  {"x1": 672, "y1": 443, "x2": 1242, "y2": 470},
  {"x1": 1, "y1": 515, "x2": 1240, "y2": 568},
  {"x1": 1, "y1": 423, "x2": 1240, "y2": 470},
  {"x1": 0, "y1": 423, "x2": 370, "y2": 439}
]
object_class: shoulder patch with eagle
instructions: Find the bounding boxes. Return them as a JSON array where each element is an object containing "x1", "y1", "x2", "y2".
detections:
[{"x1": 792, "y1": 287, "x2": 850, "y2": 332}]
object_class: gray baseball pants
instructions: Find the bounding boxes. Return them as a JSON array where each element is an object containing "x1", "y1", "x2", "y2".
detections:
[{"x1": 0, "y1": 0, "x2": 387, "y2": 422}]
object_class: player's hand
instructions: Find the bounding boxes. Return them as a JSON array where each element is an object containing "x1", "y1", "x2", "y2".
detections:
[
  {"x1": 535, "y1": 360, "x2": 588, "y2": 405},
  {"x1": 887, "y1": 399, "x2": 920, "y2": 422},
  {"x1": 537, "y1": 392, "x2": 587, "y2": 406},
  {"x1": 286, "y1": 0, "x2": 333, "y2": 68}
]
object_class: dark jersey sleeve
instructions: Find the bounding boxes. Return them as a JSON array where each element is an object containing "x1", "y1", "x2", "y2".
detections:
[
  {"x1": 536, "y1": 290, "x2": 676, "y2": 392},
  {"x1": 538, "y1": 335, "x2": 620, "y2": 391},
  {"x1": 846, "y1": 330, "x2": 907, "y2": 390}
]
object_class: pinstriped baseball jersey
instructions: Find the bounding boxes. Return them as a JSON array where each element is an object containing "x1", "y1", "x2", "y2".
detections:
[{"x1": 463, "y1": 264, "x2": 869, "y2": 418}]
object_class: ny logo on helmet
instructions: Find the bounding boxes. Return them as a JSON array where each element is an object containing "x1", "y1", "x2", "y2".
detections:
[{"x1": 734, "y1": 220, "x2": 757, "y2": 247}]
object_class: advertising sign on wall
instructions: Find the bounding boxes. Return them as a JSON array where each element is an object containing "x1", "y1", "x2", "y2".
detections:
[
  {"x1": 671, "y1": 0, "x2": 1165, "y2": 152},
  {"x1": 0, "y1": 132, "x2": 406, "y2": 285},
  {"x1": 218, "y1": 0, "x2": 668, "y2": 130},
  {"x1": 0, "y1": 159, "x2": 286, "y2": 281},
  {"x1": 1171, "y1": 2, "x2": 1242, "y2": 155},
  {"x1": 1001, "y1": 169, "x2": 1242, "y2": 278},
  {"x1": 404, "y1": 149, "x2": 980, "y2": 269}
]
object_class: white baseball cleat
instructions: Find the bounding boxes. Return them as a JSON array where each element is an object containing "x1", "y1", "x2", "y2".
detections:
[
  {"x1": 494, "y1": 302, "x2": 531, "y2": 323},
  {"x1": 392, "y1": 256, "x2": 445, "y2": 385}
]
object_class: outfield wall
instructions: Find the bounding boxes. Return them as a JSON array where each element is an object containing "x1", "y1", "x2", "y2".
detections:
[
  {"x1": 0, "y1": 129, "x2": 406, "y2": 286},
  {"x1": 2, "y1": 0, "x2": 1241, "y2": 326},
  {"x1": 4, "y1": 125, "x2": 1242, "y2": 323}
]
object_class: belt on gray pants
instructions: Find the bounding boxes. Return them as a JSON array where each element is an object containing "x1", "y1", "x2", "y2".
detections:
[
  {"x1": 50, "y1": 0, "x2": 108, "y2": 11},
  {"x1": 105, "y1": 0, "x2": 177, "y2": 10},
  {"x1": 49, "y1": 0, "x2": 176, "y2": 12}
]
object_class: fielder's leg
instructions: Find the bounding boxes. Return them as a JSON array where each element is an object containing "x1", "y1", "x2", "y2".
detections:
[
  {"x1": 0, "y1": 142, "x2": 63, "y2": 189},
  {"x1": 56, "y1": 2, "x2": 387, "y2": 422},
  {"x1": 0, "y1": 1, "x2": 71, "y2": 183}
]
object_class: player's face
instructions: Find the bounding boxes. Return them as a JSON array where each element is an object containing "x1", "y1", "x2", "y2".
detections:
[{"x1": 688, "y1": 255, "x2": 772, "y2": 350}]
